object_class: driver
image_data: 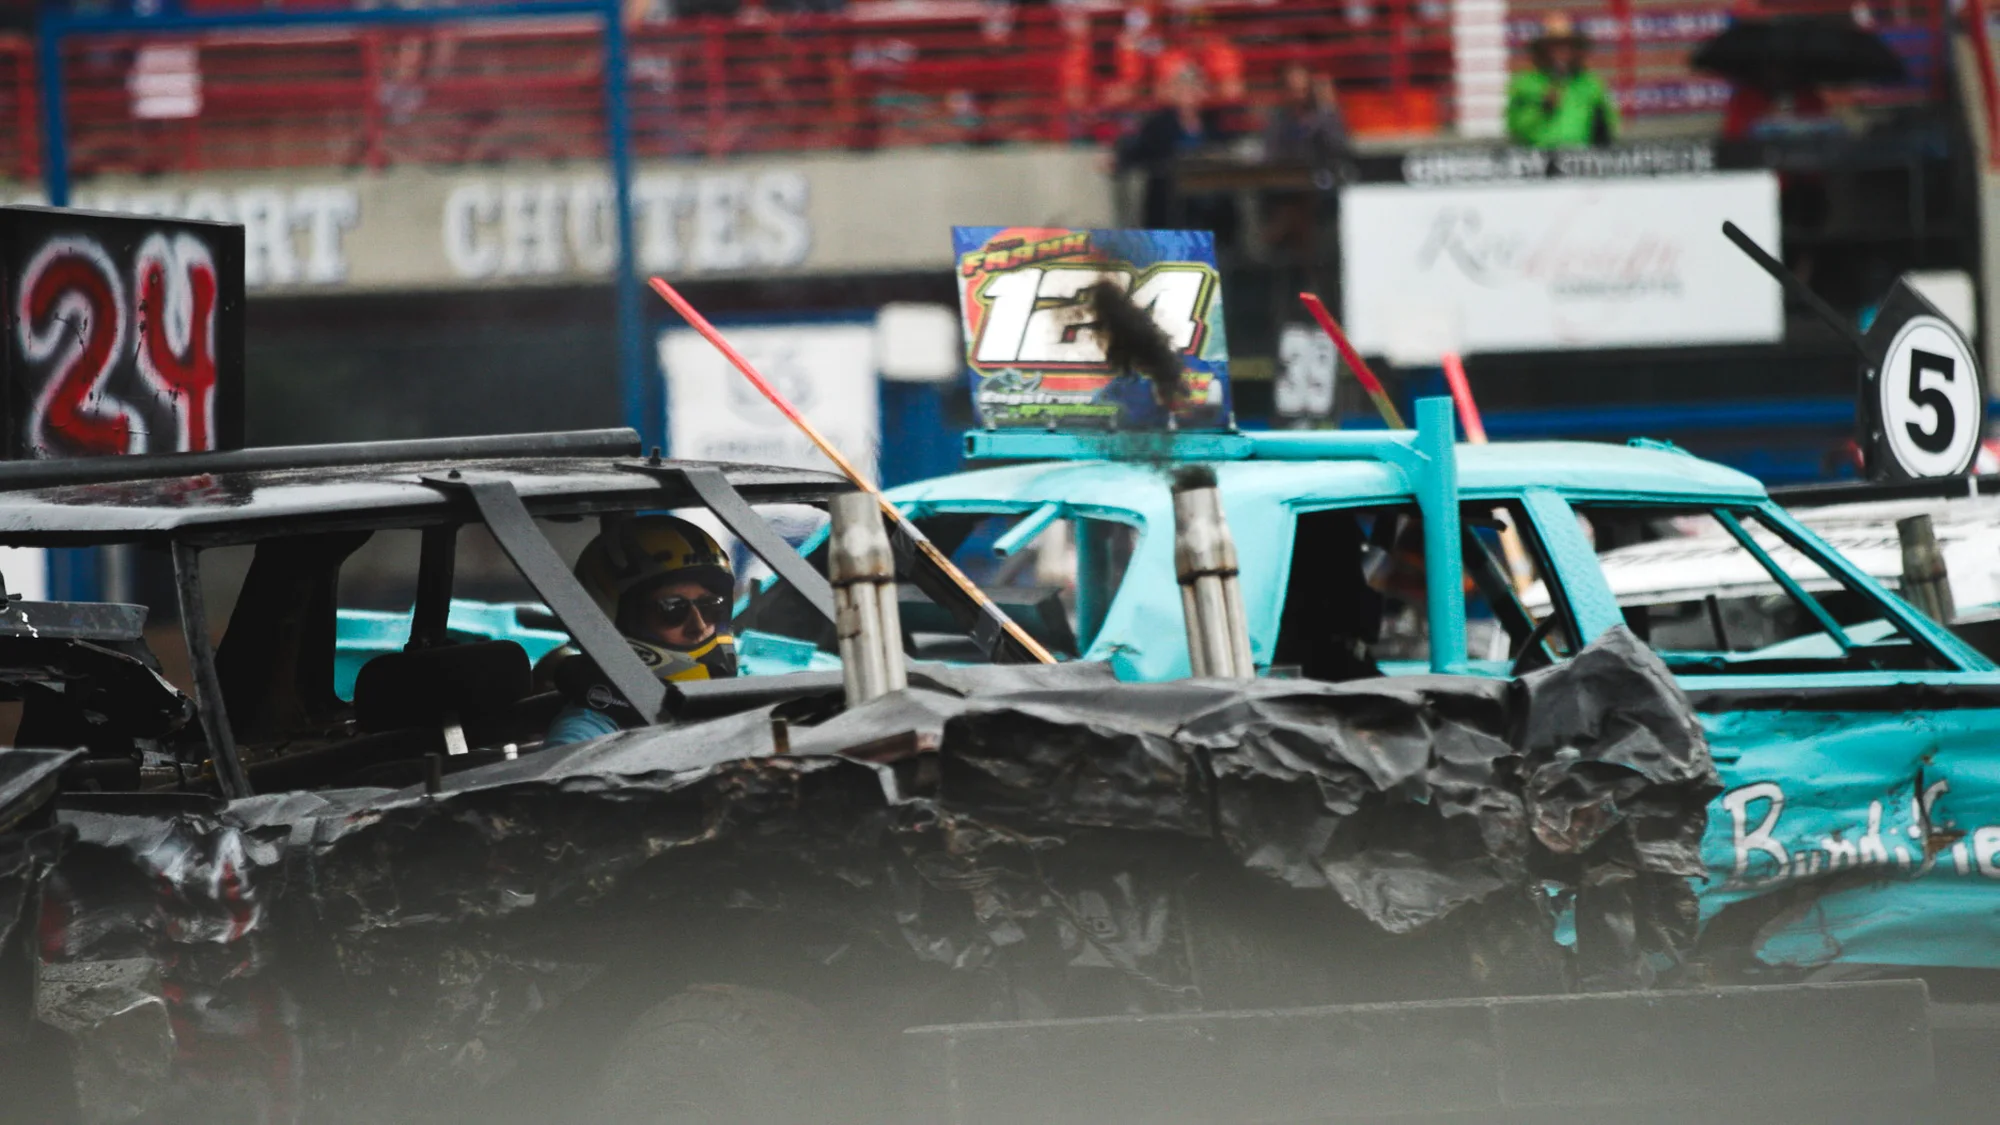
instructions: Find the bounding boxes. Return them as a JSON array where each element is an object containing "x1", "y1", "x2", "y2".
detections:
[{"x1": 543, "y1": 514, "x2": 738, "y2": 748}]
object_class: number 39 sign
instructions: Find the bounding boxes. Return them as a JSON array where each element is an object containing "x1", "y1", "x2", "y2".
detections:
[
  {"x1": 953, "y1": 226, "x2": 1231, "y2": 430},
  {"x1": 1861, "y1": 280, "x2": 1984, "y2": 481},
  {"x1": 1, "y1": 206, "x2": 245, "y2": 460}
]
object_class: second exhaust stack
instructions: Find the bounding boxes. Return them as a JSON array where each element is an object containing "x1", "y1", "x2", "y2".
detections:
[{"x1": 1173, "y1": 467, "x2": 1254, "y2": 679}]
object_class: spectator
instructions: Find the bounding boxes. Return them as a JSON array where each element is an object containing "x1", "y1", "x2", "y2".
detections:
[
  {"x1": 1264, "y1": 61, "x2": 1349, "y2": 166},
  {"x1": 1115, "y1": 60, "x2": 1238, "y2": 240},
  {"x1": 1164, "y1": 8, "x2": 1245, "y2": 106},
  {"x1": 1058, "y1": 6, "x2": 1099, "y2": 139},
  {"x1": 1106, "y1": 0, "x2": 1167, "y2": 108},
  {"x1": 1504, "y1": 13, "x2": 1619, "y2": 147},
  {"x1": 1109, "y1": 1, "x2": 1245, "y2": 108},
  {"x1": 1261, "y1": 62, "x2": 1347, "y2": 259}
]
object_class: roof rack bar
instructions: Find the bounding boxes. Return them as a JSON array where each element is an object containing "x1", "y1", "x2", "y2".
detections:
[
  {"x1": 1771, "y1": 472, "x2": 2000, "y2": 509},
  {"x1": 0, "y1": 429, "x2": 641, "y2": 493},
  {"x1": 963, "y1": 428, "x2": 1424, "y2": 465}
]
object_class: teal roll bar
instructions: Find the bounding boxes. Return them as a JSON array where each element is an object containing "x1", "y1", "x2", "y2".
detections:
[
  {"x1": 1413, "y1": 397, "x2": 1466, "y2": 673},
  {"x1": 963, "y1": 396, "x2": 1468, "y2": 674},
  {"x1": 990, "y1": 501, "x2": 1063, "y2": 557}
]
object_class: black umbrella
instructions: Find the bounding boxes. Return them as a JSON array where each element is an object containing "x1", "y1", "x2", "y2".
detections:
[{"x1": 1692, "y1": 15, "x2": 1906, "y2": 88}]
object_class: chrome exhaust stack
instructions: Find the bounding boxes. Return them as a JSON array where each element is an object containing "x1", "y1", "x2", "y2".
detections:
[
  {"x1": 828, "y1": 491, "x2": 908, "y2": 704},
  {"x1": 1173, "y1": 468, "x2": 1254, "y2": 679}
]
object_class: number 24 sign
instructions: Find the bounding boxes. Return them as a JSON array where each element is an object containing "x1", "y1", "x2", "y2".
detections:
[
  {"x1": 953, "y1": 226, "x2": 1232, "y2": 431},
  {"x1": 0, "y1": 207, "x2": 245, "y2": 460}
]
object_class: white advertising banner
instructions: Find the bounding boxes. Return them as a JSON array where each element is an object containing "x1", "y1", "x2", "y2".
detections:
[
  {"x1": 1340, "y1": 172, "x2": 1783, "y2": 355},
  {"x1": 660, "y1": 323, "x2": 878, "y2": 481}
]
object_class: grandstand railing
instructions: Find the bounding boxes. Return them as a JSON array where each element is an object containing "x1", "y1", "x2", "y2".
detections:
[{"x1": 0, "y1": 0, "x2": 1952, "y2": 181}]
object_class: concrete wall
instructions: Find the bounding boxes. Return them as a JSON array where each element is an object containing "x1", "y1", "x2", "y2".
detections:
[{"x1": 10, "y1": 146, "x2": 1114, "y2": 295}]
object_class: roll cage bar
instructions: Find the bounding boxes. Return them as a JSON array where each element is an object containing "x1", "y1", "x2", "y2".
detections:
[{"x1": 964, "y1": 397, "x2": 1472, "y2": 674}]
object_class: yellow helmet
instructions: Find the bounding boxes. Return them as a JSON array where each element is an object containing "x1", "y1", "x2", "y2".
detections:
[{"x1": 574, "y1": 514, "x2": 733, "y2": 630}]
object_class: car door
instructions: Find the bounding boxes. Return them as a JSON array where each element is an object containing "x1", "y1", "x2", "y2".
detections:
[{"x1": 1558, "y1": 497, "x2": 2000, "y2": 972}]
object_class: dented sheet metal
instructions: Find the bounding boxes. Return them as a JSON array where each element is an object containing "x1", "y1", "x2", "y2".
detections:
[
  {"x1": 1696, "y1": 694, "x2": 2000, "y2": 971},
  {"x1": 21, "y1": 628, "x2": 1718, "y2": 1121}
]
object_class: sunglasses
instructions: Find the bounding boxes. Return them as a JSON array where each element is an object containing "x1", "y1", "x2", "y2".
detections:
[{"x1": 653, "y1": 593, "x2": 730, "y2": 629}]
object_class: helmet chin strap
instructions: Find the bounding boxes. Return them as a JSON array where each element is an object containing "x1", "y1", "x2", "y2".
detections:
[{"x1": 625, "y1": 633, "x2": 737, "y2": 682}]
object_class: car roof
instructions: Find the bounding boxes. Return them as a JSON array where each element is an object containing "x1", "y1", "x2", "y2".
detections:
[
  {"x1": 891, "y1": 440, "x2": 1767, "y2": 513},
  {"x1": 0, "y1": 431, "x2": 850, "y2": 545}
]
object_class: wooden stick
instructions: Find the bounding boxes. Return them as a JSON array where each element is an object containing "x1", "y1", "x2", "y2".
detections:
[
  {"x1": 1298, "y1": 292, "x2": 1406, "y2": 429},
  {"x1": 648, "y1": 276, "x2": 1056, "y2": 665}
]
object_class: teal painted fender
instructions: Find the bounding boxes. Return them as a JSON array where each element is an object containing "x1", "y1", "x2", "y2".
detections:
[{"x1": 1698, "y1": 692, "x2": 2000, "y2": 969}]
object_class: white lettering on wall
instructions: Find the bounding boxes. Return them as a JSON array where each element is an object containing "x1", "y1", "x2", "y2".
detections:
[
  {"x1": 691, "y1": 173, "x2": 750, "y2": 272},
  {"x1": 635, "y1": 175, "x2": 691, "y2": 272},
  {"x1": 293, "y1": 187, "x2": 359, "y2": 284},
  {"x1": 235, "y1": 188, "x2": 299, "y2": 286},
  {"x1": 444, "y1": 170, "x2": 813, "y2": 280},
  {"x1": 500, "y1": 182, "x2": 565, "y2": 276},
  {"x1": 34, "y1": 167, "x2": 812, "y2": 288},
  {"x1": 566, "y1": 179, "x2": 617, "y2": 274},
  {"x1": 68, "y1": 184, "x2": 362, "y2": 290},
  {"x1": 749, "y1": 170, "x2": 811, "y2": 268},
  {"x1": 443, "y1": 183, "x2": 500, "y2": 279}
]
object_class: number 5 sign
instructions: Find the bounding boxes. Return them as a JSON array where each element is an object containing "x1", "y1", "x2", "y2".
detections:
[
  {"x1": 1, "y1": 207, "x2": 245, "y2": 460},
  {"x1": 1861, "y1": 280, "x2": 1984, "y2": 481},
  {"x1": 952, "y1": 226, "x2": 1232, "y2": 431}
]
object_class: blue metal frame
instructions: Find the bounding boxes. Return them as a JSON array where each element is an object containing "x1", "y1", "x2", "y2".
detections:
[
  {"x1": 35, "y1": 0, "x2": 653, "y2": 453},
  {"x1": 36, "y1": 0, "x2": 651, "y2": 599}
]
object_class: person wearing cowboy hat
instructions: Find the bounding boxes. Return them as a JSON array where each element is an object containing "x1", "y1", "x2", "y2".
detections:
[{"x1": 1506, "y1": 13, "x2": 1620, "y2": 147}]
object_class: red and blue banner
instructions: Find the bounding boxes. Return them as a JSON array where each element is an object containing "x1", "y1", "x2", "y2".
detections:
[{"x1": 952, "y1": 226, "x2": 1231, "y2": 431}]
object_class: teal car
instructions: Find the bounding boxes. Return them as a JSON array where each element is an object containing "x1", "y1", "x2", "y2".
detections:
[
  {"x1": 401, "y1": 399, "x2": 2000, "y2": 975},
  {"x1": 883, "y1": 401, "x2": 2000, "y2": 975}
]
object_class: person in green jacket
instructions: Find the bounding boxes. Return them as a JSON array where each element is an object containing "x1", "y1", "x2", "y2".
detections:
[{"x1": 1506, "y1": 14, "x2": 1620, "y2": 148}]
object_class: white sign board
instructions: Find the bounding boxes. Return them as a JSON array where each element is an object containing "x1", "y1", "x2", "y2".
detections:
[
  {"x1": 0, "y1": 548, "x2": 46, "y2": 602},
  {"x1": 660, "y1": 323, "x2": 877, "y2": 580},
  {"x1": 661, "y1": 323, "x2": 878, "y2": 479},
  {"x1": 1340, "y1": 172, "x2": 1782, "y2": 354},
  {"x1": 1275, "y1": 323, "x2": 1337, "y2": 418}
]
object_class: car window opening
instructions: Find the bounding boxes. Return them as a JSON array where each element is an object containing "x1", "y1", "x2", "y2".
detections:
[
  {"x1": 1277, "y1": 501, "x2": 1571, "y2": 681},
  {"x1": 1570, "y1": 504, "x2": 1949, "y2": 675}
]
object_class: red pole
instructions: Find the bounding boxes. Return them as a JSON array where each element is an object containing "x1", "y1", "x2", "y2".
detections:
[
  {"x1": 1440, "y1": 352, "x2": 1487, "y2": 443},
  {"x1": 1299, "y1": 292, "x2": 1407, "y2": 429}
]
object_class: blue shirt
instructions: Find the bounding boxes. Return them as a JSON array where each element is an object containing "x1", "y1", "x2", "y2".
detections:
[{"x1": 543, "y1": 703, "x2": 621, "y2": 749}]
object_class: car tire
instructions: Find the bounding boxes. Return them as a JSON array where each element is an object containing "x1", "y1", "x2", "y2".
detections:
[{"x1": 588, "y1": 983, "x2": 865, "y2": 1125}]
